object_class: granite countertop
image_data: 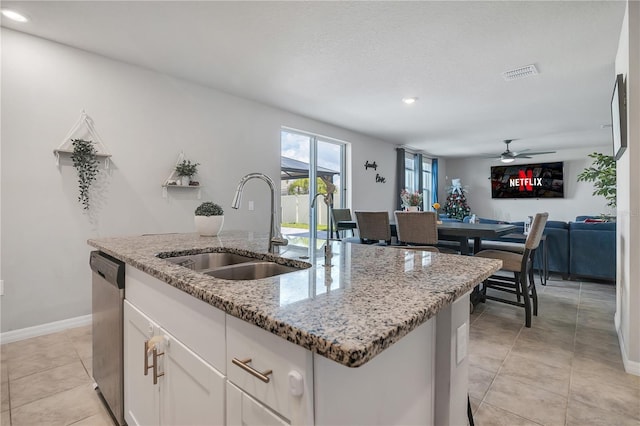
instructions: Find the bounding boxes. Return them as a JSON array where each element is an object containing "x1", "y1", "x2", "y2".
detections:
[{"x1": 88, "y1": 231, "x2": 501, "y2": 367}]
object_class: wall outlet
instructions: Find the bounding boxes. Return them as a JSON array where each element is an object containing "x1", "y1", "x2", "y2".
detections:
[
  {"x1": 456, "y1": 322, "x2": 467, "y2": 365},
  {"x1": 0, "y1": 279, "x2": 4, "y2": 296},
  {"x1": 248, "y1": 201, "x2": 254, "y2": 211}
]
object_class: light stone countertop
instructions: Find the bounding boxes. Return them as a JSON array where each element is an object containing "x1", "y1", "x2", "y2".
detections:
[{"x1": 88, "y1": 231, "x2": 501, "y2": 367}]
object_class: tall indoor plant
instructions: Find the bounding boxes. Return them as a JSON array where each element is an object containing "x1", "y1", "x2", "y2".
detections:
[
  {"x1": 70, "y1": 138, "x2": 98, "y2": 210},
  {"x1": 577, "y1": 152, "x2": 616, "y2": 213}
]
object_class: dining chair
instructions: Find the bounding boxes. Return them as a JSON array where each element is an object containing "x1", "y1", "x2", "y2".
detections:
[
  {"x1": 354, "y1": 211, "x2": 392, "y2": 245},
  {"x1": 474, "y1": 212, "x2": 549, "y2": 327},
  {"x1": 394, "y1": 211, "x2": 440, "y2": 252},
  {"x1": 331, "y1": 208, "x2": 355, "y2": 239}
]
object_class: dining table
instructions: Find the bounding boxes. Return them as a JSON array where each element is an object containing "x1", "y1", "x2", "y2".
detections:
[
  {"x1": 434, "y1": 222, "x2": 518, "y2": 255},
  {"x1": 337, "y1": 220, "x2": 518, "y2": 255}
]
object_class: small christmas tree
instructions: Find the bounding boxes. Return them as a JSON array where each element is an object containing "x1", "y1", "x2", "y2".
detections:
[{"x1": 444, "y1": 179, "x2": 471, "y2": 220}]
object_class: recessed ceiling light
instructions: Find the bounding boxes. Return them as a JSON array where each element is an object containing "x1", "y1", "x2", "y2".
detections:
[
  {"x1": 1, "y1": 9, "x2": 29, "y2": 22},
  {"x1": 402, "y1": 97, "x2": 418, "y2": 105}
]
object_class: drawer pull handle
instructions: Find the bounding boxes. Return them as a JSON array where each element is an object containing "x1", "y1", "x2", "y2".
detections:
[
  {"x1": 152, "y1": 347, "x2": 165, "y2": 385},
  {"x1": 232, "y1": 357, "x2": 273, "y2": 383}
]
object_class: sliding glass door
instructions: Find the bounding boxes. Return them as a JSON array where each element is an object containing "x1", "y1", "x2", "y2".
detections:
[{"x1": 280, "y1": 129, "x2": 346, "y2": 242}]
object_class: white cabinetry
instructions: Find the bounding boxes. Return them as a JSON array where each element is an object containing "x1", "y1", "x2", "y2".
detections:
[
  {"x1": 227, "y1": 382, "x2": 288, "y2": 426},
  {"x1": 124, "y1": 301, "x2": 225, "y2": 426},
  {"x1": 160, "y1": 324, "x2": 225, "y2": 425},
  {"x1": 124, "y1": 300, "x2": 160, "y2": 426},
  {"x1": 122, "y1": 265, "x2": 469, "y2": 426},
  {"x1": 226, "y1": 315, "x2": 314, "y2": 425}
]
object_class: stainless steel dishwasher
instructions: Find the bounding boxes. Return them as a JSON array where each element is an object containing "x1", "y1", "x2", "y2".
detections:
[{"x1": 90, "y1": 251, "x2": 126, "y2": 426}]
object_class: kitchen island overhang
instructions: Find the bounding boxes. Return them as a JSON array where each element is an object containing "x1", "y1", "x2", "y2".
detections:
[{"x1": 88, "y1": 231, "x2": 501, "y2": 368}]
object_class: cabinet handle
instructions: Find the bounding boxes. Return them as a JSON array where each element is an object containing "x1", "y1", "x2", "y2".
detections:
[
  {"x1": 232, "y1": 357, "x2": 273, "y2": 383},
  {"x1": 144, "y1": 340, "x2": 151, "y2": 376},
  {"x1": 152, "y1": 347, "x2": 165, "y2": 385}
]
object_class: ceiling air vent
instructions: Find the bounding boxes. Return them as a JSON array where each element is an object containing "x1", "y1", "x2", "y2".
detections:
[{"x1": 501, "y1": 64, "x2": 539, "y2": 81}]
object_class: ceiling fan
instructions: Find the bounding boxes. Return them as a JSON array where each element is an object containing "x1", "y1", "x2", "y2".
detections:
[{"x1": 490, "y1": 140, "x2": 556, "y2": 163}]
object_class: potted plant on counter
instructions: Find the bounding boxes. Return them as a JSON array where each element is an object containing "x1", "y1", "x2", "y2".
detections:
[
  {"x1": 195, "y1": 201, "x2": 224, "y2": 236},
  {"x1": 175, "y1": 160, "x2": 200, "y2": 186}
]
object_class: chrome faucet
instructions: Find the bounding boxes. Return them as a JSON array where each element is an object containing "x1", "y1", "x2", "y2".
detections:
[
  {"x1": 310, "y1": 193, "x2": 324, "y2": 208},
  {"x1": 232, "y1": 173, "x2": 288, "y2": 253}
]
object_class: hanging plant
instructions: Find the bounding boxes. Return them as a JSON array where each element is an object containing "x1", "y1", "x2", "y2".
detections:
[{"x1": 70, "y1": 138, "x2": 99, "y2": 210}]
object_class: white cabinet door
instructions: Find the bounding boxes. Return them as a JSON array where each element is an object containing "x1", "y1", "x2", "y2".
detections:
[
  {"x1": 124, "y1": 301, "x2": 160, "y2": 426},
  {"x1": 227, "y1": 382, "x2": 288, "y2": 426},
  {"x1": 160, "y1": 327, "x2": 225, "y2": 426}
]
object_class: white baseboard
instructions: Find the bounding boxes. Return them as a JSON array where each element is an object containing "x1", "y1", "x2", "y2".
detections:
[
  {"x1": 0, "y1": 314, "x2": 92, "y2": 345},
  {"x1": 616, "y1": 317, "x2": 640, "y2": 376}
]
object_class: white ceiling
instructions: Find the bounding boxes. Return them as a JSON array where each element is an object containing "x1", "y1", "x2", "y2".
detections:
[{"x1": 1, "y1": 1, "x2": 626, "y2": 158}]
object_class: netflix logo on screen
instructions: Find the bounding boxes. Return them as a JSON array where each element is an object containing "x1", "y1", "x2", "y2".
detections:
[{"x1": 491, "y1": 162, "x2": 564, "y2": 199}]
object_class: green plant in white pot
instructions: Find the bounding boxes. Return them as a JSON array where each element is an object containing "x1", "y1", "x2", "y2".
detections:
[
  {"x1": 175, "y1": 160, "x2": 199, "y2": 186},
  {"x1": 194, "y1": 202, "x2": 224, "y2": 236}
]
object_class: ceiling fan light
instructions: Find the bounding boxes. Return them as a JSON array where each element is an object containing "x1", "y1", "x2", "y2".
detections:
[{"x1": 501, "y1": 156, "x2": 515, "y2": 163}]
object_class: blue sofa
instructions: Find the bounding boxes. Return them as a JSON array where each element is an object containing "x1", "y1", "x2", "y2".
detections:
[
  {"x1": 384, "y1": 213, "x2": 616, "y2": 281},
  {"x1": 464, "y1": 216, "x2": 613, "y2": 281},
  {"x1": 569, "y1": 221, "x2": 616, "y2": 281}
]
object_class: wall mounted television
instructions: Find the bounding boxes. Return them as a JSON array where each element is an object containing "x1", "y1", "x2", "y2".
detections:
[
  {"x1": 491, "y1": 161, "x2": 564, "y2": 199},
  {"x1": 611, "y1": 73, "x2": 627, "y2": 160}
]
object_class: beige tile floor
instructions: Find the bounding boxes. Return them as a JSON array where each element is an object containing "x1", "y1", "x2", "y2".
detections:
[
  {"x1": 0, "y1": 276, "x2": 638, "y2": 425},
  {"x1": 470, "y1": 277, "x2": 640, "y2": 426},
  {"x1": 1, "y1": 325, "x2": 114, "y2": 425}
]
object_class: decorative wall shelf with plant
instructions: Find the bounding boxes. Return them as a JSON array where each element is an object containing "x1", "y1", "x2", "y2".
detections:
[
  {"x1": 54, "y1": 110, "x2": 112, "y2": 210},
  {"x1": 53, "y1": 110, "x2": 111, "y2": 168},
  {"x1": 162, "y1": 152, "x2": 202, "y2": 199}
]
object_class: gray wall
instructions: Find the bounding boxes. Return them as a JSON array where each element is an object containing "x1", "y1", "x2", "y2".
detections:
[
  {"x1": 440, "y1": 146, "x2": 612, "y2": 223},
  {"x1": 0, "y1": 29, "x2": 397, "y2": 332},
  {"x1": 614, "y1": 0, "x2": 639, "y2": 373}
]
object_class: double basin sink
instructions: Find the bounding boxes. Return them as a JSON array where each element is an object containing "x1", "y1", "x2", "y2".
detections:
[{"x1": 161, "y1": 251, "x2": 310, "y2": 280}]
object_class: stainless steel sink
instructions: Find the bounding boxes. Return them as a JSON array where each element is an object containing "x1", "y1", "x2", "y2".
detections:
[
  {"x1": 205, "y1": 262, "x2": 304, "y2": 280},
  {"x1": 164, "y1": 252, "x2": 255, "y2": 272}
]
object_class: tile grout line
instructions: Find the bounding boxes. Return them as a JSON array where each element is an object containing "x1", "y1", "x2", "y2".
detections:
[
  {"x1": 475, "y1": 316, "x2": 560, "y2": 425},
  {"x1": 476, "y1": 278, "x2": 579, "y2": 425},
  {"x1": 564, "y1": 279, "x2": 582, "y2": 426},
  {"x1": 475, "y1": 308, "x2": 525, "y2": 415}
]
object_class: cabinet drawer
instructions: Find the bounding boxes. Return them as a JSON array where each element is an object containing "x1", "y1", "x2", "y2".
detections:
[
  {"x1": 227, "y1": 382, "x2": 287, "y2": 426},
  {"x1": 226, "y1": 315, "x2": 313, "y2": 424}
]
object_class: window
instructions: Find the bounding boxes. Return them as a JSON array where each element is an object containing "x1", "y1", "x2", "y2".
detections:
[
  {"x1": 404, "y1": 152, "x2": 417, "y2": 193},
  {"x1": 422, "y1": 158, "x2": 432, "y2": 210},
  {"x1": 397, "y1": 148, "x2": 438, "y2": 211}
]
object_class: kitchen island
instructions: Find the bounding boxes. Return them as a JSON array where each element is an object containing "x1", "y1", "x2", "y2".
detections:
[{"x1": 89, "y1": 231, "x2": 501, "y2": 425}]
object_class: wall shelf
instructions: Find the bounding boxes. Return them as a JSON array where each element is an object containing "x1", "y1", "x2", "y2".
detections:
[
  {"x1": 162, "y1": 184, "x2": 202, "y2": 199},
  {"x1": 162, "y1": 151, "x2": 202, "y2": 199},
  {"x1": 54, "y1": 110, "x2": 112, "y2": 168}
]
